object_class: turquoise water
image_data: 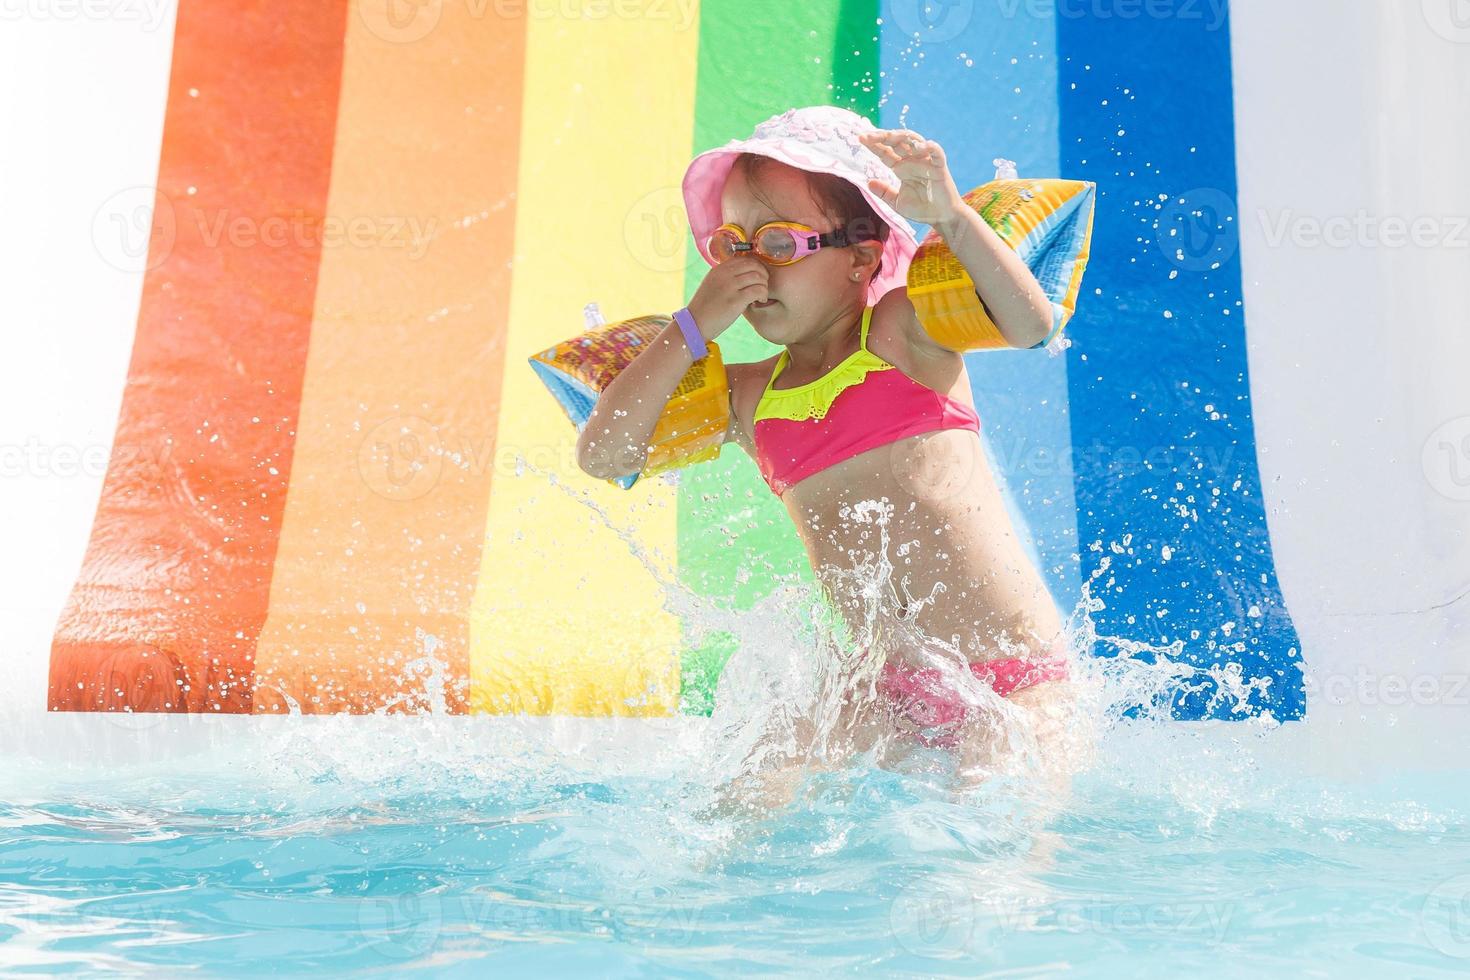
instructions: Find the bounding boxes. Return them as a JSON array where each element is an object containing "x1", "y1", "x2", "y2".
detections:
[
  {"x1": 2, "y1": 712, "x2": 1467, "y2": 977},
  {"x1": 4, "y1": 566, "x2": 1464, "y2": 976}
]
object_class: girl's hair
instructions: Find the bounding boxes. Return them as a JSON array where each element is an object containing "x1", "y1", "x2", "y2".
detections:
[{"x1": 730, "y1": 153, "x2": 890, "y2": 283}]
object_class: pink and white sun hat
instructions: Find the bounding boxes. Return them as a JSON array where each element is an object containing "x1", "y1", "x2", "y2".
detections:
[{"x1": 681, "y1": 105, "x2": 920, "y2": 305}]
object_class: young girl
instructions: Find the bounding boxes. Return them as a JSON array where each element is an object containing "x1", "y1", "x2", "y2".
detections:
[{"x1": 578, "y1": 106, "x2": 1081, "y2": 793}]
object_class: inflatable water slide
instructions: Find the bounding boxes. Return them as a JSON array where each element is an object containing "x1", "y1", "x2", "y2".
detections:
[{"x1": 8, "y1": 1, "x2": 1466, "y2": 772}]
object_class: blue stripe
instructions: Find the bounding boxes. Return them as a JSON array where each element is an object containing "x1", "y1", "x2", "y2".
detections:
[
  {"x1": 879, "y1": 0, "x2": 1083, "y2": 614},
  {"x1": 1056, "y1": 5, "x2": 1304, "y2": 719}
]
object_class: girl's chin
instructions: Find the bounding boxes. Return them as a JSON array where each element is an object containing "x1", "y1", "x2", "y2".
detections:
[{"x1": 749, "y1": 321, "x2": 786, "y2": 342}]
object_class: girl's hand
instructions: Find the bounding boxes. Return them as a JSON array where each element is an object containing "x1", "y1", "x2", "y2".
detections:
[
  {"x1": 687, "y1": 254, "x2": 770, "y2": 339},
  {"x1": 858, "y1": 129, "x2": 967, "y2": 227}
]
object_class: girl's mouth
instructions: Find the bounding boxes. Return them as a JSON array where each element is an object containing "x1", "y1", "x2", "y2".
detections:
[{"x1": 750, "y1": 299, "x2": 778, "y2": 309}]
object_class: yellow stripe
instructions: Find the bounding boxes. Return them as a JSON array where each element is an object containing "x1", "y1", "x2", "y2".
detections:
[{"x1": 470, "y1": 6, "x2": 701, "y2": 716}]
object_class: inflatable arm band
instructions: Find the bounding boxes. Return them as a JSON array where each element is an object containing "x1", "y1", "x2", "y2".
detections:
[
  {"x1": 529, "y1": 310, "x2": 729, "y2": 489},
  {"x1": 906, "y1": 177, "x2": 1096, "y2": 351}
]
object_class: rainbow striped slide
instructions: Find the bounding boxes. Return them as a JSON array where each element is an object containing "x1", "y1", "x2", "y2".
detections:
[{"x1": 48, "y1": 0, "x2": 1302, "y2": 722}]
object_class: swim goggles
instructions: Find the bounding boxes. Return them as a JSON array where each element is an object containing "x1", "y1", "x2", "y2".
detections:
[{"x1": 706, "y1": 219, "x2": 879, "y2": 267}]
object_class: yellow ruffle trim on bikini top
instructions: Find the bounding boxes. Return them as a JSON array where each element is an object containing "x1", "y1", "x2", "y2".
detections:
[{"x1": 752, "y1": 306, "x2": 895, "y2": 423}]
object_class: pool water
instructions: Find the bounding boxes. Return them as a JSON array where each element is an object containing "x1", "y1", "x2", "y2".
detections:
[
  {"x1": 3, "y1": 546, "x2": 1464, "y2": 976},
  {"x1": 2, "y1": 702, "x2": 1467, "y2": 976}
]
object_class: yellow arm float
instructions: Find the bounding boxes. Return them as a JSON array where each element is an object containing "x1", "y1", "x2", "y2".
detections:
[
  {"x1": 528, "y1": 308, "x2": 729, "y2": 489},
  {"x1": 906, "y1": 177, "x2": 1097, "y2": 351}
]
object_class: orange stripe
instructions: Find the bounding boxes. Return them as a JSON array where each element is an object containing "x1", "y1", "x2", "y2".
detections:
[
  {"x1": 48, "y1": 1, "x2": 350, "y2": 712},
  {"x1": 249, "y1": 1, "x2": 525, "y2": 714}
]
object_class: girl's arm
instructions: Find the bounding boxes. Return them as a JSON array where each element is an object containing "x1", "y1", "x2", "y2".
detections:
[
  {"x1": 859, "y1": 129, "x2": 1054, "y2": 349},
  {"x1": 577, "y1": 255, "x2": 771, "y2": 480},
  {"x1": 576, "y1": 316, "x2": 705, "y2": 480},
  {"x1": 930, "y1": 205, "x2": 1053, "y2": 349}
]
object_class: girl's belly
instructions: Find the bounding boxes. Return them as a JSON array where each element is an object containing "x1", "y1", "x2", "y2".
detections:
[{"x1": 778, "y1": 429, "x2": 1063, "y2": 661}]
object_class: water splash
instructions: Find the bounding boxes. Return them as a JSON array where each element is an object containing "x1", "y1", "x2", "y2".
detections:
[
  {"x1": 510, "y1": 461, "x2": 1274, "y2": 821},
  {"x1": 1, "y1": 464, "x2": 1461, "y2": 973}
]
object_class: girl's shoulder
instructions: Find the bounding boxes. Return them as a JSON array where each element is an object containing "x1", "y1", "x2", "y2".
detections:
[
  {"x1": 868, "y1": 288, "x2": 968, "y2": 391},
  {"x1": 725, "y1": 353, "x2": 784, "y2": 393},
  {"x1": 869, "y1": 288, "x2": 964, "y2": 364}
]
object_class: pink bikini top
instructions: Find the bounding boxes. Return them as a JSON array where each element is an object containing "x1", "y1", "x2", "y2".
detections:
[{"x1": 751, "y1": 305, "x2": 982, "y2": 497}]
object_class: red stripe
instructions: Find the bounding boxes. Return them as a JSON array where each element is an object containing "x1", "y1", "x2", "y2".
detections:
[{"x1": 48, "y1": 0, "x2": 349, "y2": 712}]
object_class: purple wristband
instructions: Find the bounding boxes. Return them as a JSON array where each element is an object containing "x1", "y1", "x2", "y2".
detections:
[{"x1": 673, "y1": 306, "x2": 708, "y2": 360}]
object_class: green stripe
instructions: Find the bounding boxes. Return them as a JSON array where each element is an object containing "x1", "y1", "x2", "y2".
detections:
[{"x1": 676, "y1": 0, "x2": 882, "y2": 715}]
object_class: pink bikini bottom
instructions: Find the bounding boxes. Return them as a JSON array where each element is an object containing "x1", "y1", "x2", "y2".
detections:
[{"x1": 874, "y1": 645, "x2": 1071, "y2": 748}]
